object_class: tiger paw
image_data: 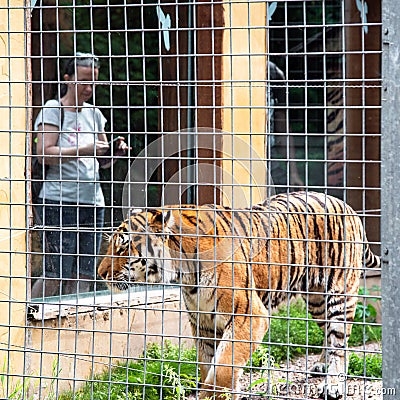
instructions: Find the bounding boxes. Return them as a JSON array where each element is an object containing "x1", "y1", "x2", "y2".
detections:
[{"x1": 317, "y1": 381, "x2": 344, "y2": 399}]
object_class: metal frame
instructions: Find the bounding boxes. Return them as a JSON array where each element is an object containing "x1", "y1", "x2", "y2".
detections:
[
  {"x1": 381, "y1": 0, "x2": 400, "y2": 396},
  {"x1": 0, "y1": 0, "x2": 393, "y2": 399}
]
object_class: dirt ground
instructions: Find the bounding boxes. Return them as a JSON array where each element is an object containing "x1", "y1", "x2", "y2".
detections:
[
  {"x1": 189, "y1": 343, "x2": 383, "y2": 400},
  {"x1": 240, "y1": 342, "x2": 382, "y2": 399}
]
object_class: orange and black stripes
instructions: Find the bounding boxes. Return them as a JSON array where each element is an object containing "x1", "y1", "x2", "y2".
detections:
[{"x1": 98, "y1": 191, "x2": 381, "y2": 400}]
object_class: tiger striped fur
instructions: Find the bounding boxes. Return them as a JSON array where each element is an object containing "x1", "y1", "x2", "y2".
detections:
[{"x1": 98, "y1": 191, "x2": 380, "y2": 400}]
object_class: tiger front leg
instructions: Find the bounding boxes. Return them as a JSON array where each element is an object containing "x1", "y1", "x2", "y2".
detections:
[
  {"x1": 199, "y1": 305, "x2": 269, "y2": 399},
  {"x1": 189, "y1": 312, "x2": 222, "y2": 386},
  {"x1": 197, "y1": 337, "x2": 218, "y2": 387}
]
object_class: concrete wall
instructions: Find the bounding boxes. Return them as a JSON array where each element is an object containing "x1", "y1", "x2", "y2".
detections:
[{"x1": 28, "y1": 289, "x2": 192, "y2": 396}]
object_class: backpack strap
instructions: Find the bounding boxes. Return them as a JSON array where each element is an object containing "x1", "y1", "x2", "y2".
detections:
[{"x1": 59, "y1": 100, "x2": 64, "y2": 129}]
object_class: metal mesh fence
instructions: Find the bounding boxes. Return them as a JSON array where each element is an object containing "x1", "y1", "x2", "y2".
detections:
[{"x1": 0, "y1": 0, "x2": 389, "y2": 399}]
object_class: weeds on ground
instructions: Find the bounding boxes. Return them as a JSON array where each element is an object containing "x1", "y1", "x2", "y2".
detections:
[
  {"x1": 251, "y1": 291, "x2": 382, "y2": 367},
  {"x1": 1, "y1": 358, "x2": 60, "y2": 400},
  {"x1": 348, "y1": 286, "x2": 382, "y2": 346},
  {"x1": 348, "y1": 352, "x2": 382, "y2": 379},
  {"x1": 59, "y1": 341, "x2": 198, "y2": 400}
]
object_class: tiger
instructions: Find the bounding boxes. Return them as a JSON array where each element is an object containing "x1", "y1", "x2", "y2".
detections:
[{"x1": 98, "y1": 191, "x2": 381, "y2": 400}]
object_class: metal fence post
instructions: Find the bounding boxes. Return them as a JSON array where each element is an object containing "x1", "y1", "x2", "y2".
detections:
[{"x1": 382, "y1": 1, "x2": 400, "y2": 397}]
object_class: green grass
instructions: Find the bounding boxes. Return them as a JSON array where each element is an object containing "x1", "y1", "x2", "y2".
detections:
[
  {"x1": 348, "y1": 352, "x2": 382, "y2": 379},
  {"x1": 260, "y1": 299, "x2": 325, "y2": 364},
  {"x1": 251, "y1": 296, "x2": 382, "y2": 366},
  {"x1": 59, "y1": 341, "x2": 198, "y2": 400},
  {"x1": 1, "y1": 358, "x2": 59, "y2": 400},
  {"x1": 348, "y1": 288, "x2": 382, "y2": 346}
]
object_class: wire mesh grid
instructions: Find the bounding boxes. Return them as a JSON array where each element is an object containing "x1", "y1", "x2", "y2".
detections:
[{"x1": 0, "y1": 0, "x2": 387, "y2": 399}]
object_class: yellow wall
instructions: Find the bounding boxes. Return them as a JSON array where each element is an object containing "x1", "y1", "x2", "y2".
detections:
[
  {"x1": 0, "y1": 0, "x2": 28, "y2": 391},
  {"x1": 221, "y1": 0, "x2": 267, "y2": 208}
]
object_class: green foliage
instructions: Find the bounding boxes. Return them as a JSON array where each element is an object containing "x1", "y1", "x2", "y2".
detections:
[
  {"x1": 250, "y1": 295, "x2": 382, "y2": 367},
  {"x1": 250, "y1": 299, "x2": 324, "y2": 366},
  {"x1": 348, "y1": 353, "x2": 382, "y2": 379},
  {"x1": 355, "y1": 302, "x2": 377, "y2": 323},
  {"x1": 348, "y1": 287, "x2": 382, "y2": 346},
  {"x1": 348, "y1": 323, "x2": 382, "y2": 347},
  {"x1": 59, "y1": 341, "x2": 199, "y2": 400}
]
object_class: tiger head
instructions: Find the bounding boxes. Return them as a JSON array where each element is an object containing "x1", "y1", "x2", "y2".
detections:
[{"x1": 97, "y1": 209, "x2": 175, "y2": 291}]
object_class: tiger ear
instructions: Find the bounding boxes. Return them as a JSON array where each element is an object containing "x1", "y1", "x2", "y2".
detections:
[{"x1": 149, "y1": 209, "x2": 174, "y2": 233}]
